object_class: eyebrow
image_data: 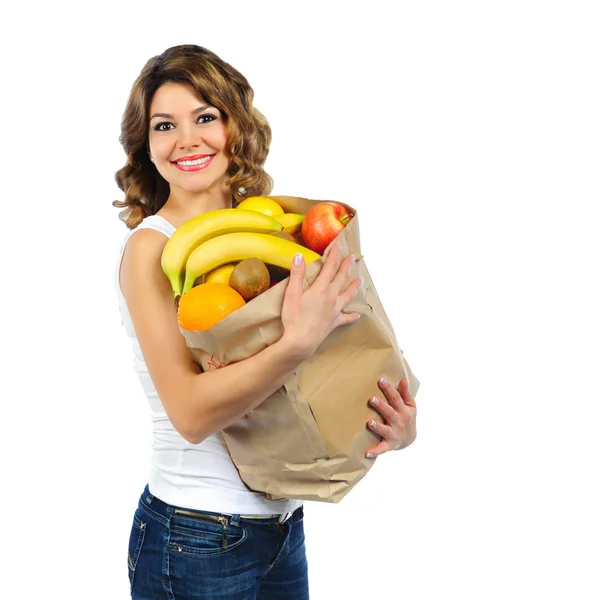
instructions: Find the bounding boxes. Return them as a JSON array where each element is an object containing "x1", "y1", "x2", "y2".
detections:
[{"x1": 150, "y1": 104, "x2": 213, "y2": 121}]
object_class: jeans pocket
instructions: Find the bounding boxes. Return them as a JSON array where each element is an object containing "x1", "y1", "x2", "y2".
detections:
[
  {"x1": 127, "y1": 511, "x2": 147, "y2": 590},
  {"x1": 169, "y1": 512, "x2": 248, "y2": 557}
]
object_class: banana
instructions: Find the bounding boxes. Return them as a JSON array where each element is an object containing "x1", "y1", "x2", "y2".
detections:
[
  {"x1": 182, "y1": 232, "x2": 321, "y2": 295},
  {"x1": 272, "y1": 213, "x2": 305, "y2": 234},
  {"x1": 161, "y1": 208, "x2": 283, "y2": 298}
]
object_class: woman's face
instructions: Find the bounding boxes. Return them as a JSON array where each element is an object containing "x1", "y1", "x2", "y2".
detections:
[{"x1": 147, "y1": 81, "x2": 230, "y2": 196}]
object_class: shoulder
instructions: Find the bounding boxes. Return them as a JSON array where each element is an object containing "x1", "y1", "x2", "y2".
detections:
[
  {"x1": 127, "y1": 225, "x2": 169, "y2": 252},
  {"x1": 124, "y1": 224, "x2": 171, "y2": 266},
  {"x1": 120, "y1": 225, "x2": 172, "y2": 299}
]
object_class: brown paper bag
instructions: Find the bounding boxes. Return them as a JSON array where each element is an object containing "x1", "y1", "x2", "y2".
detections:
[{"x1": 179, "y1": 196, "x2": 420, "y2": 503}]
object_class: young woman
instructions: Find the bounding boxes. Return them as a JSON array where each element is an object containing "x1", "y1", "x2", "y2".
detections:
[{"x1": 114, "y1": 44, "x2": 417, "y2": 599}]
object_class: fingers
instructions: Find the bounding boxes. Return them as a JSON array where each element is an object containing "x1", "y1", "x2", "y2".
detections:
[
  {"x1": 335, "y1": 310, "x2": 361, "y2": 327},
  {"x1": 398, "y1": 377, "x2": 417, "y2": 409},
  {"x1": 377, "y1": 377, "x2": 410, "y2": 412},
  {"x1": 365, "y1": 439, "x2": 395, "y2": 459},
  {"x1": 284, "y1": 252, "x2": 306, "y2": 306},
  {"x1": 331, "y1": 260, "x2": 363, "y2": 329},
  {"x1": 364, "y1": 398, "x2": 398, "y2": 458},
  {"x1": 366, "y1": 378, "x2": 417, "y2": 458},
  {"x1": 330, "y1": 251, "x2": 355, "y2": 291},
  {"x1": 369, "y1": 394, "x2": 396, "y2": 421},
  {"x1": 289, "y1": 241, "x2": 362, "y2": 335},
  {"x1": 337, "y1": 275, "x2": 363, "y2": 309},
  {"x1": 367, "y1": 416, "x2": 393, "y2": 439},
  {"x1": 315, "y1": 241, "x2": 344, "y2": 285}
]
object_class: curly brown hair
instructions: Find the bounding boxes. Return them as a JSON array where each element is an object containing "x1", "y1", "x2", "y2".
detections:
[{"x1": 113, "y1": 45, "x2": 274, "y2": 229}]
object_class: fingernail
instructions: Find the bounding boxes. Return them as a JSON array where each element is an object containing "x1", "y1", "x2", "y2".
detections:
[
  {"x1": 366, "y1": 452, "x2": 374, "y2": 458},
  {"x1": 371, "y1": 397, "x2": 379, "y2": 405},
  {"x1": 379, "y1": 377, "x2": 388, "y2": 386},
  {"x1": 337, "y1": 242, "x2": 342, "y2": 250},
  {"x1": 370, "y1": 420, "x2": 376, "y2": 428},
  {"x1": 293, "y1": 253, "x2": 303, "y2": 265},
  {"x1": 359, "y1": 277, "x2": 364, "y2": 287},
  {"x1": 350, "y1": 254, "x2": 356, "y2": 263}
]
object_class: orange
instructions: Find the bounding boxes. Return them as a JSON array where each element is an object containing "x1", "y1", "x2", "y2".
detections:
[{"x1": 177, "y1": 282, "x2": 246, "y2": 331}]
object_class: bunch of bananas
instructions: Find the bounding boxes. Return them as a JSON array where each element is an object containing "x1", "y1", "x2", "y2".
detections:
[{"x1": 161, "y1": 197, "x2": 321, "y2": 305}]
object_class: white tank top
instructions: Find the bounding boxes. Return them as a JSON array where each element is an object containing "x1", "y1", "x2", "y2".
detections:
[{"x1": 115, "y1": 214, "x2": 303, "y2": 514}]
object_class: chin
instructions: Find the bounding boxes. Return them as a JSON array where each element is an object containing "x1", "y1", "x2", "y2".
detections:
[{"x1": 180, "y1": 177, "x2": 229, "y2": 195}]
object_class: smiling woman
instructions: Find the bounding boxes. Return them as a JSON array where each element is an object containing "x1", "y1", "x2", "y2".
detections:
[
  {"x1": 147, "y1": 82, "x2": 231, "y2": 202},
  {"x1": 112, "y1": 44, "x2": 391, "y2": 600},
  {"x1": 113, "y1": 44, "x2": 274, "y2": 229}
]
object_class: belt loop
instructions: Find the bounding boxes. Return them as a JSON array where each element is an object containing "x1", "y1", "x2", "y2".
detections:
[
  {"x1": 230, "y1": 513, "x2": 240, "y2": 527},
  {"x1": 145, "y1": 486, "x2": 154, "y2": 505},
  {"x1": 278, "y1": 511, "x2": 293, "y2": 524}
]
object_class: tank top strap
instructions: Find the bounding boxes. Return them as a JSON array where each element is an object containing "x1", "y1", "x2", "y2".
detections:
[
  {"x1": 131, "y1": 214, "x2": 177, "y2": 239},
  {"x1": 118, "y1": 215, "x2": 177, "y2": 256},
  {"x1": 115, "y1": 215, "x2": 177, "y2": 292}
]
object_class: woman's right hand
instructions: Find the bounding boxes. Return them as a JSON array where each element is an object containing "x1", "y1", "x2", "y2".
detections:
[{"x1": 280, "y1": 242, "x2": 363, "y2": 359}]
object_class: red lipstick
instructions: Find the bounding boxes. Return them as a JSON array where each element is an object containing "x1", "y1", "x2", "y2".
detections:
[
  {"x1": 171, "y1": 154, "x2": 214, "y2": 162},
  {"x1": 171, "y1": 154, "x2": 216, "y2": 172}
]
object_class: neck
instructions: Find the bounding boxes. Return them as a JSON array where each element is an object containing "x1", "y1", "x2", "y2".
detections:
[{"x1": 165, "y1": 183, "x2": 233, "y2": 219}]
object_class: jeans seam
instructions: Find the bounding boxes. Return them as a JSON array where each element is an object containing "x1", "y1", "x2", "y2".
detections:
[{"x1": 163, "y1": 513, "x2": 174, "y2": 599}]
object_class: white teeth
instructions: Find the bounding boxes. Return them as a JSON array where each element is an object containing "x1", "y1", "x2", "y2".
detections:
[{"x1": 176, "y1": 156, "x2": 213, "y2": 166}]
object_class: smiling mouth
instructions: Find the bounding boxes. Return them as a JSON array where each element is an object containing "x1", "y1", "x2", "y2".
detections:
[
  {"x1": 171, "y1": 154, "x2": 216, "y2": 171},
  {"x1": 172, "y1": 155, "x2": 215, "y2": 166}
]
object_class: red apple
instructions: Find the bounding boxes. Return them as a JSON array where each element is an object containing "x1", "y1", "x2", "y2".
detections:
[{"x1": 301, "y1": 202, "x2": 353, "y2": 255}]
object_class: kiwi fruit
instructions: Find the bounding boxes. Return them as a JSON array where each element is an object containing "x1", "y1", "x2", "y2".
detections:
[{"x1": 229, "y1": 257, "x2": 271, "y2": 301}]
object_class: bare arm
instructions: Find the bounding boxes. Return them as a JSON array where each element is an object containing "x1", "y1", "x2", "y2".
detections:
[{"x1": 120, "y1": 230, "x2": 361, "y2": 444}]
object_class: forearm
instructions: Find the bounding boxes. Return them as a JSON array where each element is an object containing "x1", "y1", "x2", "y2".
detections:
[{"x1": 182, "y1": 336, "x2": 309, "y2": 444}]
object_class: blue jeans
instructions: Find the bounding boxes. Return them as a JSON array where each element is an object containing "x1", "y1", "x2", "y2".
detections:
[{"x1": 128, "y1": 485, "x2": 309, "y2": 599}]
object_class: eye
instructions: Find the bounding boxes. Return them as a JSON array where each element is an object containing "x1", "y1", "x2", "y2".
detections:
[
  {"x1": 153, "y1": 122, "x2": 174, "y2": 132},
  {"x1": 197, "y1": 113, "x2": 217, "y2": 124}
]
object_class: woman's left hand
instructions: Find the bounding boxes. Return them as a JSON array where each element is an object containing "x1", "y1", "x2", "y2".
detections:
[{"x1": 365, "y1": 377, "x2": 417, "y2": 458}]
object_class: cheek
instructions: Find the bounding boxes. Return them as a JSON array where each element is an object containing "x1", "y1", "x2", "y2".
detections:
[
  {"x1": 148, "y1": 134, "x2": 170, "y2": 160},
  {"x1": 213, "y1": 125, "x2": 228, "y2": 151}
]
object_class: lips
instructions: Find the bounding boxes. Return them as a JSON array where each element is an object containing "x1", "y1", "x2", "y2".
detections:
[
  {"x1": 171, "y1": 154, "x2": 216, "y2": 172},
  {"x1": 171, "y1": 154, "x2": 214, "y2": 163}
]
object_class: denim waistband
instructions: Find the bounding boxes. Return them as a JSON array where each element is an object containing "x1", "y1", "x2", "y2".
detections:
[{"x1": 138, "y1": 484, "x2": 303, "y2": 528}]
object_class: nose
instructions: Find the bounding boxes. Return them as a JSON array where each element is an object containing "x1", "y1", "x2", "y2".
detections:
[{"x1": 176, "y1": 125, "x2": 201, "y2": 150}]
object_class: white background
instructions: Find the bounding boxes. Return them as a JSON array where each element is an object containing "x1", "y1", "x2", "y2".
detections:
[{"x1": 2, "y1": 1, "x2": 599, "y2": 598}]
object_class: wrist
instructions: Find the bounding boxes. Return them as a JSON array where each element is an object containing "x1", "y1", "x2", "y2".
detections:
[{"x1": 275, "y1": 333, "x2": 314, "y2": 364}]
